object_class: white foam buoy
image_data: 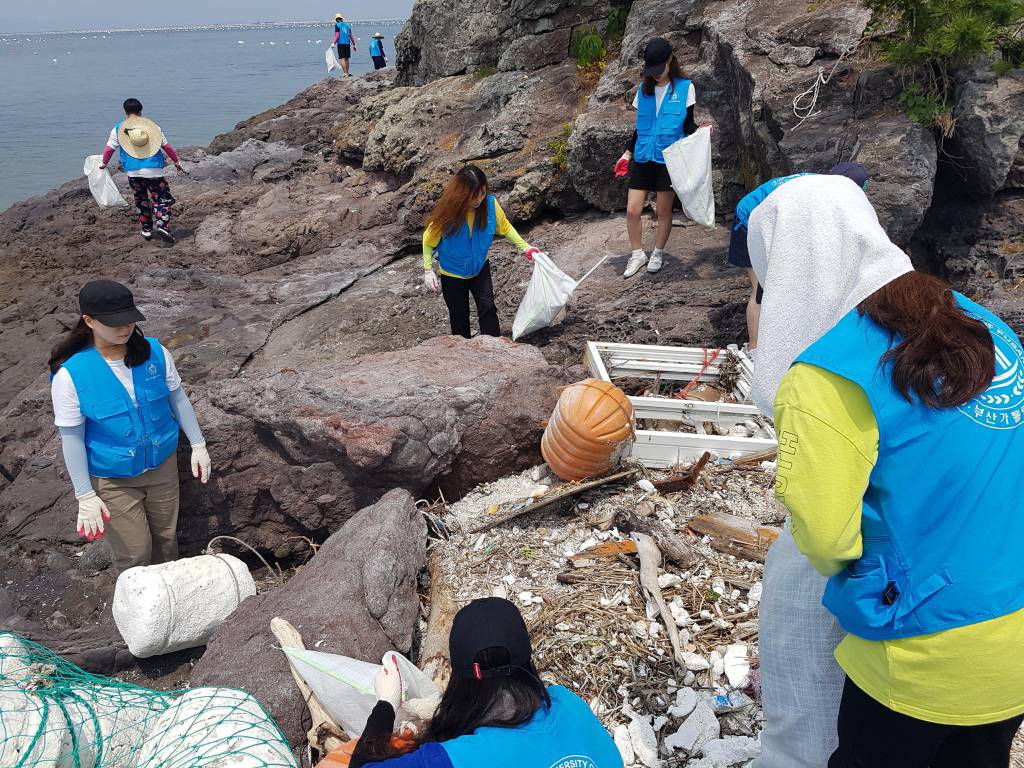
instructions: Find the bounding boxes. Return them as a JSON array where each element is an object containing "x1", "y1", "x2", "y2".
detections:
[{"x1": 112, "y1": 553, "x2": 256, "y2": 658}]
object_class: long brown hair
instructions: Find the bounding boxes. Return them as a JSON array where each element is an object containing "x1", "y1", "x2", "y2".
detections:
[
  {"x1": 48, "y1": 319, "x2": 150, "y2": 375},
  {"x1": 858, "y1": 272, "x2": 995, "y2": 409},
  {"x1": 425, "y1": 165, "x2": 490, "y2": 237},
  {"x1": 642, "y1": 54, "x2": 686, "y2": 96}
]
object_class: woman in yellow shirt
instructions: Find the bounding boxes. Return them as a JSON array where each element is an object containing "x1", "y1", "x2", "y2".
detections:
[
  {"x1": 422, "y1": 165, "x2": 538, "y2": 338},
  {"x1": 749, "y1": 176, "x2": 1024, "y2": 767}
]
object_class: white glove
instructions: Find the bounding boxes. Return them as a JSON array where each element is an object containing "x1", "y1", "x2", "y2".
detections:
[
  {"x1": 423, "y1": 270, "x2": 441, "y2": 293},
  {"x1": 191, "y1": 441, "x2": 212, "y2": 483},
  {"x1": 76, "y1": 491, "x2": 110, "y2": 541},
  {"x1": 374, "y1": 655, "x2": 404, "y2": 710}
]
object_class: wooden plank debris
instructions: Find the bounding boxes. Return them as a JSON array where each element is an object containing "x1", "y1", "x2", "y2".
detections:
[
  {"x1": 686, "y1": 511, "x2": 781, "y2": 563},
  {"x1": 615, "y1": 510, "x2": 701, "y2": 568}
]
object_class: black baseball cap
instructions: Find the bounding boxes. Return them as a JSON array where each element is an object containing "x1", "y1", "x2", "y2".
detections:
[
  {"x1": 79, "y1": 280, "x2": 146, "y2": 326},
  {"x1": 829, "y1": 161, "x2": 869, "y2": 189},
  {"x1": 642, "y1": 38, "x2": 672, "y2": 77},
  {"x1": 449, "y1": 598, "x2": 534, "y2": 680}
]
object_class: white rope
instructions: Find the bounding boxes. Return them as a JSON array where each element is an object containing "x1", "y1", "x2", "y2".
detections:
[{"x1": 791, "y1": 41, "x2": 860, "y2": 130}]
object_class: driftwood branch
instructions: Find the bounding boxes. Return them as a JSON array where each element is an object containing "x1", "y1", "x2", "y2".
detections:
[
  {"x1": 466, "y1": 468, "x2": 641, "y2": 534},
  {"x1": 653, "y1": 452, "x2": 712, "y2": 493},
  {"x1": 687, "y1": 511, "x2": 781, "y2": 563},
  {"x1": 419, "y1": 550, "x2": 457, "y2": 688},
  {"x1": 732, "y1": 447, "x2": 778, "y2": 466},
  {"x1": 632, "y1": 533, "x2": 684, "y2": 669},
  {"x1": 615, "y1": 510, "x2": 701, "y2": 568}
]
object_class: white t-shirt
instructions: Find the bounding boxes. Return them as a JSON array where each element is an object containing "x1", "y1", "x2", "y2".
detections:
[
  {"x1": 51, "y1": 344, "x2": 182, "y2": 428},
  {"x1": 633, "y1": 81, "x2": 697, "y2": 114},
  {"x1": 106, "y1": 126, "x2": 169, "y2": 178}
]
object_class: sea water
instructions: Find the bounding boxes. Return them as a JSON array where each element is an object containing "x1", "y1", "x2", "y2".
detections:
[{"x1": 0, "y1": 22, "x2": 405, "y2": 211}]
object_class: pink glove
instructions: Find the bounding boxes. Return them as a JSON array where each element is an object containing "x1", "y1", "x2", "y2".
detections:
[
  {"x1": 614, "y1": 156, "x2": 630, "y2": 178},
  {"x1": 524, "y1": 247, "x2": 540, "y2": 261}
]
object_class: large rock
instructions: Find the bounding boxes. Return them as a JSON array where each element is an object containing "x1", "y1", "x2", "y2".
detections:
[
  {"x1": 191, "y1": 489, "x2": 426, "y2": 748},
  {"x1": 567, "y1": 107, "x2": 634, "y2": 211},
  {"x1": 948, "y1": 62, "x2": 1024, "y2": 196}
]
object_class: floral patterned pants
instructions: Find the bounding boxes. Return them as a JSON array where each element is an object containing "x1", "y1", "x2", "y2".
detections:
[{"x1": 128, "y1": 176, "x2": 175, "y2": 232}]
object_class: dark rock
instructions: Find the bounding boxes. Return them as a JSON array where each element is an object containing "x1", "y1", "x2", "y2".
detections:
[
  {"x1": 78, "y1": 541, "x2": 113, "y2": 572},
  {"x1": 0, "y1": 587, "x2": 20, "y2": 621},
  {"x1": 567, "y1": 107, "x2": 634, "y2": 211},
  {"x1": 45, "y1": 551, "x2": 73, "y2": 571},
  {"x1": 947, "y1": 62, "x2": 1024, "y2": 196},
  {"x1": 191, "y1": 489, "x2": 426, "y2": 748},
  {"x1": 1005, "y1": 138, "x2": 1024, "y2": 189}
]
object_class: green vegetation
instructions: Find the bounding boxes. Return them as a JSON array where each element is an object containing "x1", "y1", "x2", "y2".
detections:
[
  {"x1": 865, "y1": 0, "x2": 1024, "y2": 131},
  {"x1": 606, "y1": 6, "x2": 629, "y2": 43},
  {"x1": 473, "y1": 65, "x2": 497, "y2": 79},
  {"x1": 571, "y1": 27, "x2": 607, "y2": 68},
  {"x1": 548, "y1": 122, "x2": 574, "y2": 171}
]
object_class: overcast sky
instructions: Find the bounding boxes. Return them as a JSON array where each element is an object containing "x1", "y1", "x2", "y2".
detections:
[{"x1": 1, "y1": 1, "x2": 414, "y2": 33}]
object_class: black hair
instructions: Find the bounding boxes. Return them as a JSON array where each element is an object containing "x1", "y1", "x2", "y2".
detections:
[
  {"x1": 48, "y1": 319, "x2": 151, "y2": 375},
  {"x1": 123, "y1": 98, "x2": 143, "y2": 115},
  {"x1": 353, "y1": 648, "x2": 550, "y2": 764},
  {"x1": 642, "y1": 55, "x2": 686, "y2": 97}
]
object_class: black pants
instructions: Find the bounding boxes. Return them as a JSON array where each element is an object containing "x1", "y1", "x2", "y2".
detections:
[
  {"x1": 829, "y1": 677, "x2": 1023, "y2": 768},
  {"x1": 439, "y1": 262, "x2": 500, "y2": 339},
  {"x1": 372, "y1": 55, "x2": 387, "y2": 69}
]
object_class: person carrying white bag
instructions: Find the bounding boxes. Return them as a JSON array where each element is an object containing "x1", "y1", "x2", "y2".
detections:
[{"x1": 662, "y1": 125, "x2": 715, "y2": 229}]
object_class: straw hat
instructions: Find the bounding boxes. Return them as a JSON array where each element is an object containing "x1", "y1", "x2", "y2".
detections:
[
  {"x1": 373, "y1": 32, "x2": 384, "y2": 38},
  {"x1": 118, "y1": 115, "x2": 162, "y2": 159}
]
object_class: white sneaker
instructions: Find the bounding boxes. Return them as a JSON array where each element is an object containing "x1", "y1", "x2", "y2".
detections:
[
  {"x1": 623, "y1": 251, "x2": 648, "y2": 278},
  {"x1": 647, "y1": 250, "x2": 664, "y2": 272}
]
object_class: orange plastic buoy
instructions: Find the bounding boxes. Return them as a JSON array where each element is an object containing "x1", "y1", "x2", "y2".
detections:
[{"x1": 541, "y1": 379, "x2": 635, "y2": 481}]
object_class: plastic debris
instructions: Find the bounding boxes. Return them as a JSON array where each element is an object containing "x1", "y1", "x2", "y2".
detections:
[
  {"x1": 613, "y1": 724, "x2": 635, "y2": 765},
  {"x1": 723, "y1": 643, "x2": 751, "y2": 689},
  {"x1": 664, "y1": 701, "x2": 721, "y2": 753},
  {"x1": 668, "y1": 687, "x2": 698, "y2": 718}
]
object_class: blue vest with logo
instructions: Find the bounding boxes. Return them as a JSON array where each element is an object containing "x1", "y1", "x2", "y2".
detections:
[
  {"x1": 634, "y1": 78, "x2": 691, "y2": 165},
  {"x1": 370, "y1": 38, "x2": 384, "y2": 57},
  {"x1": 442, "y1": 686, "x2": 622, "y2": 768},
  {"x1": 435, "y1": 195, "x2": 497, "y2": 278},
  {"x1": 114, "y1": 122, "x2": 166, "y2": 173},
  {"x1": 733, "y1": 173, "x2": 810, "y2": 230},
  {"x1": 62, "y1": 338, "x2": 181, "y2": 479},
  {"x1": 795, "y1": 293, "x2": 1024, "y2": 641},
  {"x1": 336, "y1": 21, "x2": 352, "y2": 43}
]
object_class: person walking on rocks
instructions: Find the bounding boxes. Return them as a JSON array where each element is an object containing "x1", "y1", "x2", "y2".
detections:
[
  {"x1": 99, "y1": 98, "x2": 183, "y2": 243},
  {"x1": 423, "y1": 165, "x2": 540, "y2": 339},
  {"x1": 369, "y1": 32, "x2": 387, "y2": 70},
  {"x1": 333, "y1": 13, "x2": 357, "y2": 76},
  {"x1": 748, "y1": 175, "x2": 1024, "y2": 768},
  {"x1": 348, "y1": 597, "x2": 624, "y2": 768},
  {"x1": 614, "y1": 37, "x2": 699, "y2": 278},
  {"x1": 728, "y1": 162, "x2": 869, "y2": 354},
  {"x1": 49, "y1": 280, "x2": 212, "y2": 575}
]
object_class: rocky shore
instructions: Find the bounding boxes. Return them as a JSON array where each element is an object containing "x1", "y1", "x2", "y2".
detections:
[{"x1": 1, "y1": 0, "x2": 1022, "y2": 692}]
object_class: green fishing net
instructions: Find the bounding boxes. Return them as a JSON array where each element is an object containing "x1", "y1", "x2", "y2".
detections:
[{"x1": 0, "y1": 632, "x2": 297, "y2": 768}]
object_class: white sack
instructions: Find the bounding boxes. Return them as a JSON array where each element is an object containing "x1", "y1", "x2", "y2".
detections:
[
  {"x1": 511, "y1": 252, "x2": 577, "y2": 341},
  {"x1": 284, "y1": 648, "x2": 441, "y2": 738},
  {"x1": 83, "y1": 155, "x2": 128, "y2": 208},
  {"x1": 326, "y1": 46, "x2": 342, "y2": 73},
  {"x1": 662, "y1": 126, "x2": 715, "y2": 228}
]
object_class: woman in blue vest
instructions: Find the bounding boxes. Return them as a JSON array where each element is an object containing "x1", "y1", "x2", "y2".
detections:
[
  {"x1": 613, "y1": 37, "x2": 698, "y2": 278},
  {"x1": 369, "y1": 33, "x2": 387, "y2": 70},
  {"x1": 350, "y1": 597, "x2": 622, "y2": 768},
  {"x1": 49, "y1": 280, "x2": 212, "y2": 575},
  {"x1": 753, "y1": 177, "x2": 1024, "y2": 767},
  {"x1": 423, "y1": 165, "x2": 539, "y2": 338}
]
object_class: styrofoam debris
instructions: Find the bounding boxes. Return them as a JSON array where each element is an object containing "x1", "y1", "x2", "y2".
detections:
[
  {"x1": 663, "y1": 701, "x2": 720, "y2": 753},
  {"x1": 681, "y1": 652, "x2": 710, "y2": 671},
  {"x1": 668, "y1": 687, "x2": 698, "y2": 718},
  {"x1": 700, "y1": 735, "x2": 761, "y2": 765},
  {"x1": 669, "y1": 597, "x2": 691, "y2": 627},
  {"x1": 652, "y1": 715, "x2": 668, "y2": 732},
  {"x1": 683, "y1": 671, "x2": 696, "y2": 686},
  {"x1": 657, "y1": 573, "x2": 683, "y2": 590},
  {"x1": 492, "y1": 585, "x2": 508, "y2": 600},
  {"x1": 709, "y1": 649, "x2": 725, "y2": 678},
  {"x1": 627, "y1": 712, "x2": 661, "y2": 768},
  {"x1": 723, "y1": 644, "x2": 750, "y2": 689},
  {"x1": 747, "y1": 582, "x2": 763, "y2": 606},
  {"x1": 613, "y1": 724, "x2": 635, "y2": 765},
  {"x1": 711, "y1": 577, "x2": 726, "y2": 597},
  {"x1": 637, "y1": 479, "x2": 656, "y2": 494}
]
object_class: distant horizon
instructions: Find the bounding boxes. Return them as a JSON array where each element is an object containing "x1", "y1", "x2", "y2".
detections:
[{"x1": 0, "y1": 18, "x2": 409, "y2": 36}]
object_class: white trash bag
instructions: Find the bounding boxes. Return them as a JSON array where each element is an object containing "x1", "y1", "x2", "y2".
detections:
[
  {"x1": 284, "y1": 648, "x2": 441, "y2": 738},
  {"x1": 751, "y1": 527, "x2": 844, "y2": 768},
  {"x1": 511, "y1": 252, "x2": 578, "y2": 341},
  {"x1": 83, "y1": 155, "x2": 127, "y2": 209},
  {"x1": 326, "y1": 46, "x2": 342, "y2": 73},
  {"x1": 662, "y1": 125, "x2": 715, "y2": 228}
]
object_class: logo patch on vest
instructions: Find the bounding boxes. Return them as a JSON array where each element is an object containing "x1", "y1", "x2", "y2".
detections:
[
  {"x1": 959, "y1": 320, "x2": 1024, "y2": 430},
  {"x1": 147, "y1": 362, "x2": 160, "y2": 378},
  {"x1": 548, "y1": 757, "x2": 597, "y2": 768}
]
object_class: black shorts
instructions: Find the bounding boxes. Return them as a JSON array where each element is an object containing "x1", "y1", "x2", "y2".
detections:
[
  {"x1": 337, "y1": 43, "x2": 351, "y2": 59},
  {"x1": 728, "y1": 224, "x2": 763, "y2": 303},
  {"x1": 628, "y1": 160, "x2": 673, "y2": 192}
]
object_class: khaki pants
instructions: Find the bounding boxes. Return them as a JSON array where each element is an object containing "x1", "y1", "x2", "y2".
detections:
[{"x1": 93, "y1": 454, "x2": 180, "y2": 574}]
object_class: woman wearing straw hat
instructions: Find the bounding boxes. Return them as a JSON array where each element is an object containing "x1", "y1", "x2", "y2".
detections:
[
  {"x1": 369, "y1": 32, "x2": 387, "y2": 70},
  {"x1": 99, "y1": 98, "x2": 183, "y2": 243}
]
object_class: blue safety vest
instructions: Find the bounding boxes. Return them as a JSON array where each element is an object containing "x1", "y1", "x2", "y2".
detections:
[
  {"x1": 442, "y1": 686, "x2": 622, "y2": 768},
  {"x1": 435, "y1": 195, "x2": 497, "y2": 278},
  {"x1": 634, "y1": 78, "x2": 691, "y2": 165},
  {"x1": 114, "y1": 122, "x2": 166, "y2": 173},
  {"x1": 370, "y1": 38, "x2": 384, "y2": 57},
  {"x1": 796, "y1": 293, "x2": 1024, "y2": 640},
  {"x1": 62, "y1": 338, "x2": 181, "y2": 479},
  {"x1": 733, "y1": 173, "x2": 810, "y2": 230},
  {"x1": 336, "y1": 21, "x2": 352, "y2": 43}
]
